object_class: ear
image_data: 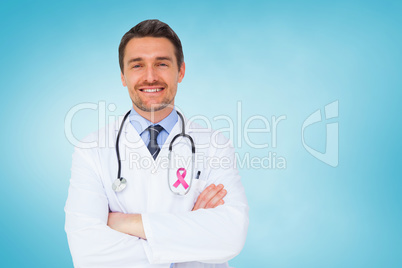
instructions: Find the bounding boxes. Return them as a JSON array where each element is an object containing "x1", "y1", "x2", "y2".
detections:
[
  {"x1": 178, "y1": 62, "x2": 186, "y2": 83},
  {"x1": 120, "y1": 72, "x2": 127, "y2": 87}
]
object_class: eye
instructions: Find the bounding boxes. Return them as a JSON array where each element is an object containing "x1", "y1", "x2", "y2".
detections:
[
  {"x1": 132, "y1": 64, "x2": 141, "y2": 68},
  {"x1": 158, "y1": 63, "x2": 168, "y2": 67}
]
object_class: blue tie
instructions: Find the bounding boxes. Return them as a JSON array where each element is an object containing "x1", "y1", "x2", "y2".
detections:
[{"x1": 147, "y1": 125, "x2": 164, "y2": 159}]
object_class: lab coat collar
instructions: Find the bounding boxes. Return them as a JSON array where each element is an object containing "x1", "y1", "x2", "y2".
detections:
[{"x1": 119, "y1": 112, "x2": 182, "y2": 158}]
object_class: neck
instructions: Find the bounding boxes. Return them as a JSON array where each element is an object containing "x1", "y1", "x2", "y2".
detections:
[{"x1": 132, "y1": 105, "x2": 174, "y2": 123}]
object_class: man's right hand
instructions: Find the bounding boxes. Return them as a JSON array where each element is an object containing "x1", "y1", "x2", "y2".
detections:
[{"x1": 192, "y1": 184, "x2": 227, "y2": 211}]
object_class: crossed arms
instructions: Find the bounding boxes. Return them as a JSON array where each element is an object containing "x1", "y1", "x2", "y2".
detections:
[
  {"x1": 65, "y1": 141, "x2": 248, "y2": 266},
  {"x1": 107, "y1": 184, "x2": 228, "y2": 239}
]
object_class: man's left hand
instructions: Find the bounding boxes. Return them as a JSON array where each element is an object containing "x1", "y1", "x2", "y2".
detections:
[{"x1": 192, "y1": 184, "x2": 227, "y2": 211}]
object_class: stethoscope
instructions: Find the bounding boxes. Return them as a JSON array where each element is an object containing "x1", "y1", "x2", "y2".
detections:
[{"x1": 112, "y1": 110, "x2": 196, "y2": 196}]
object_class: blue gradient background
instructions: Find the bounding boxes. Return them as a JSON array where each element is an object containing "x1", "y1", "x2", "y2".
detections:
[{"x1": 1, "y1": 0, "x2": 401, "y2": 267}]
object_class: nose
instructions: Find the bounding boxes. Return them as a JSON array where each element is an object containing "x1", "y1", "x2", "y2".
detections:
[{"x1": 144, "y1": 65, "x2": 157, "y2": 83}]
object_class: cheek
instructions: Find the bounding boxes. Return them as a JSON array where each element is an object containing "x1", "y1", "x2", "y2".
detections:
[
  {"x1": 126, "y1": 77, "x2": 138, "y2": 88},
  {"x1": 167, "y1": 74, "x2": 180, "y2": 86}
]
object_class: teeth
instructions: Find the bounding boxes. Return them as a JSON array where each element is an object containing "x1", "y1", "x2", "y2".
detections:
[{"x1": 142, "y1": 88, "x2": 163, "y2": 92}]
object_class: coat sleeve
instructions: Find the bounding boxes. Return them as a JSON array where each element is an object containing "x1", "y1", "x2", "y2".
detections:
[
  {"x1": 65, "y1": 144, "x2": 151, "y2": 268},
  {"x1": 141, "y1": 140, "x2": 249, "y2": 264}
]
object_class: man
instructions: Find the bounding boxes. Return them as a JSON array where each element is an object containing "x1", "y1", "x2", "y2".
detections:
[{"x1": 65, "y1": 19, "x2": 248, "y2": 268}]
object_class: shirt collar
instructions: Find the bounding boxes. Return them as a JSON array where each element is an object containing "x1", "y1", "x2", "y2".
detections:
[{"x1": 129, "y1": 107, "x2": 178, "y2": 135}]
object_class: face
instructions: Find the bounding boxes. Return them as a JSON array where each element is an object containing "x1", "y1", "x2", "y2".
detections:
[{"x1": 121, "y1": 37, "x2": 185, "y2": 113}]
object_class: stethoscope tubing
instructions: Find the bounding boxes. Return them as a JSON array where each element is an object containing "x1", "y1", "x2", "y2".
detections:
[
  {"x1": 114, "y1": 109, "x2": 195, "y2": 195},
  {"x1": 115, "y1": 111, "x2": 131, "y2": 179}
]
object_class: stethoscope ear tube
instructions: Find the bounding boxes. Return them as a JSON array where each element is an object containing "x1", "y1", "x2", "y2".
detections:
[
  {"x1": 167, "y1": 112, "x2": 196, "y2": 195},
  {"x1": 169, "y1": 133, "x2": 195, "y2": 153},
  {"x1": 169, "y1": 111, "x2": 195, "y2": 153}
]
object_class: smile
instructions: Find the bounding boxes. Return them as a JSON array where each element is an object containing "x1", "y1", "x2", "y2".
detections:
[{"x1": 140, "y1": 88, "x2": 164, "y2": 93}]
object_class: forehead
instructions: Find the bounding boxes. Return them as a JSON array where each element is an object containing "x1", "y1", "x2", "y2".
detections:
[{"x1": 124, "y1": 37, "x2": 176, "y2": 62}]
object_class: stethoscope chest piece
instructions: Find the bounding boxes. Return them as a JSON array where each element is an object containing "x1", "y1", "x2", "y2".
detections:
[{"x1": 112, "y1": 178, "x2": 127, "y2": 192}]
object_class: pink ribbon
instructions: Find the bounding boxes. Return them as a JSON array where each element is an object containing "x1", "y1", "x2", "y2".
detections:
[{"x1": 173, "y1": 168, "x2": 189, "y2": 189}]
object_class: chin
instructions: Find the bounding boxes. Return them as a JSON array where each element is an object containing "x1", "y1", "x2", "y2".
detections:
[{"x1": 142, "y1": 103, "x2": 168, "y2": 112}]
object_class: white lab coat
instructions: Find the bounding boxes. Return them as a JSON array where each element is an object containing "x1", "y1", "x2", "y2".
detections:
[{"x1": 65, "y1": 113, "x2": 249, "y2": 268}]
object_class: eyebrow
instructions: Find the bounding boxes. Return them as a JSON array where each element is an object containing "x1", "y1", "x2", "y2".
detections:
[
  {"x1": 156, "y1": 56, "x2": 173, "y2": 62},
  {"x1": 127, "y1": 56, "x2": 173, "y2": 65},
  {"x1": 127, "y1": 57, "x2": 142, "y2": 64}
]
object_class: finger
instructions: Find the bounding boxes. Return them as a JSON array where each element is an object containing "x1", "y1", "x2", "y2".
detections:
[
  {"x1": 192, "y1": 184, "x2": 216, "y2": 211},
  {"x1": 206, "y1": 189, "x2": 227, "y2": 208},
  {"x1": 197, "y1": 184, "x2": 224, "y2": 209},
  {"x1": 193, "y1": 184, "x2": 218, "y2": 211},
  {"x1": 213, "y1": 199, "x2": 225, "y2": 208},
  {"x1": 205, "y1": 188, "x2": 227, "y2": 208}
]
